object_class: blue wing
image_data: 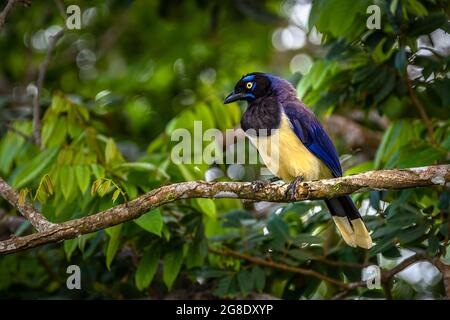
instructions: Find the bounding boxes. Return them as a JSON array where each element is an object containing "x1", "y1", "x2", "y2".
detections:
[{"x1": 283, "y1": 104, "x2": 342, "y2": 177}]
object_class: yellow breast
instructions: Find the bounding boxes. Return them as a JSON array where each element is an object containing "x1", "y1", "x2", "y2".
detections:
[{"x1": 246, "y1": 114, "x2": 332, "y2": 182}]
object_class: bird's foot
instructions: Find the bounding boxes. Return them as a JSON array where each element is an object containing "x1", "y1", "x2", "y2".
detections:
[{"x1": 285, "y1": 176, "x2": 303, "y2": 201}]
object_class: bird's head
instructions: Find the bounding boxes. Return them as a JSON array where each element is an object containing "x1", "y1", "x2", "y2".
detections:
[{"x1": 224, "y1": 72, "x2": 273, "y2": 104}]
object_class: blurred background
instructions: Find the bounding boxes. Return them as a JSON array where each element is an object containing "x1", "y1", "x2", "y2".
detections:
[{"x1": 0, "y1": 0, "x2": 449, "y2": 299}]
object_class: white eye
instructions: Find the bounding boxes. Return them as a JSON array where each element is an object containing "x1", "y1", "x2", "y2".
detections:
[{"x1": 246, "y1": 82, "x2": 253, "y2": 89}]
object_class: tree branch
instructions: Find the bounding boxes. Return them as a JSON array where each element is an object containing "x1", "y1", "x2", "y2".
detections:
[
  {"x1": 332, "y1": 253, "x2": 435, "y2": 299},
  {"x1": 432, "y1": 258, "x2": 450, "y2": 298},
  {"x1": 0, "y1": 165, "x2": 448, "y2": 255},
  {"x1": 32, "y1": 28, "x2": 64, "y2": 147},
  {"x1": 0, "y1": 177, "x2": 56, "y2": 232},
  {"x1": 210, "y1": 248, "x2": 440, "y2": 298}
]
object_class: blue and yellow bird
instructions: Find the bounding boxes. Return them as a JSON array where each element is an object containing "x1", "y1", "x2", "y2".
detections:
[{"x1": 224, "y1": 72, "x2": 372, "y2": 249}]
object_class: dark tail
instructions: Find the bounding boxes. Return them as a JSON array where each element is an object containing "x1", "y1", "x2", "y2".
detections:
[{"x1": 325, "y1": 196, "x2": 372, "y2": 249}]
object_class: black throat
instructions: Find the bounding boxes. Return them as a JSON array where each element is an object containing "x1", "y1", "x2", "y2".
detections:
[{"x1": 240, "y1": 95, "x2": 281, "y2": 137}]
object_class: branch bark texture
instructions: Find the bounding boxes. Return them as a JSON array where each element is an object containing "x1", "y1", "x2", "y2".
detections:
[{"x1": 0, "y1": 0, "x2": 28, "y2": 30}]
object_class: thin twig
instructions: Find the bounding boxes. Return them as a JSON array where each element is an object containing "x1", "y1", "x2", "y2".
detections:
[
  {"x1": 54, "y1": 0, "x2": 67, "y2": 19},
  {"x1": 0, "y1": 0, "x2": 29, "y2": 30},
  {"x1": 32, "y1": 28, "x2": 64, "y2": 147},
  {"x1": 209, "y1": 247, "x2": 349, "y2": 288}
]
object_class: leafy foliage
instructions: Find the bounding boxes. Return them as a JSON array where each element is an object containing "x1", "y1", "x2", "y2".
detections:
[{"x1": 0, "y1": 0, "x2": 448, "y2": 299}]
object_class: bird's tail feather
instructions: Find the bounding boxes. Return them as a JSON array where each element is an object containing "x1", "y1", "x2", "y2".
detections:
[{"x1": 325, "y1": 196, "x2": 372, "y2": 249}]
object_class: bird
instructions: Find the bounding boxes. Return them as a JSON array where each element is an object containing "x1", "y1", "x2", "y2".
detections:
[{"x1": 224, "y1": 72, "x2": 372, "y2": 249}]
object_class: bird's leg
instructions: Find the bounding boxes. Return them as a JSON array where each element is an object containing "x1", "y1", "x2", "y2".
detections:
[{"x1": 285, "y1": 175, "x2": 304, "y2": 200}]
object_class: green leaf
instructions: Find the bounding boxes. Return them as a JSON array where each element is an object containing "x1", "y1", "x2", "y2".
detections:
[
  {"x1": 374, "y1": 121, "x2": 418, "y2": 169},
  {"x1": 408, "y1": 12, "x2": 447, "y2": 37},
  {"x1": 309, "y1": 0, "x2": 369, "y2": 39},
  {"x1": 288, "y1": 249, "x2": 314, "y2": 262},
  {"x1": 112, "y1": 189, "x2": 121, "y2": 203},
  {"x1": 345, "y1": 161, "x2": 374, "y2": 175},
  {"x1": 195, "y1": 103, "x2": 215, "y2": 129},
  {"x1": 0, "y1": 129, "x2": 26, "y2": 173},
  {"x1": 252, "y1": 266, "x2": 265, "y2": 293},
  {"x1": 195, "y1": 198, "x2": 217, "y2": 218},
  {"x1": 50, "y1": 94, "x2": 68, "y2": 112},
  {"x1": 13, "y1": 147, "x2": 59, "y2": 188},
  {"x1": 371, "y1": 225, "x2": 400, "y2": 239},
  {"x1": 34, "y1": 174, "x2": 54, "y2": 202},
  {"x1": 75, "y1": 104, "x2": 90, "y2": 121},
  {"x1": 41, "y1": 115, "x2": 57, "y2": 148},
  {"x1": 294, "y1": 234, "x2": 323, "y2": 245},
  {"x1": 75, "y1": 165, "x2": 91, "y2": 193},
  {"x1": 427, "y1": 236, "x2": 440, "y2": 256},
  {"x1": 46, "y1": 117, "x2": 67, "y2": 148},
  {"x1": 372, "y1": 39, "x2": 396, "y2": 64},
  {"x1": 90, "y1": 164, "x2": 105, "y2": 179},
  {"x1": 135, "y1": 247, "x2": 160, "y2": 291},
  {"x1": 392, "y1": 279, "x2": 415, "y2": 299},
  {"x1": 405, "y1": 0, "x2": 428, "y2": 16},
  {"x1": 98, "y1": 179, "x2": 112, "y2": 197},
  {"x1": 374, "y1": 73, "x2": 396, "y2": 102},
  {"x1": 368, "y1": 235, "x2": 397, "y2": 257},
  {"x1": 214, "y1": 275, "x2": 234, "y2": 297},
  {"x1": 105, "y1": 224, "x2": 122, "y2": 270},
  {"x1": 18, "y1": 188, "x2": 29, "y2": 206},
  {"x1": 297, "y1": 60, "x2": 325, "y2": 99},
  {"x1": 64, "y1": 239, "x2": 78, "y2": 261},
  {"x1": 113, "y1": 162, "x2": 169, "y2": 179},
  {"x1": 59, "y1": 166, "x2": 75, "y2": 200},
  {"x1": 395, "y1": 47, "x2": 407, "y2": 71},
  {"x1": 177, "y1": 163, "x2": 195, "y2": 181},
  {"x1": 42, "y1": 174, "x2": 54, "y2": 195},
  {"x1": 237, "y1": 269, "x2": 253, "y2": 297},
  {"x1": 267, "y1": 214, "x2": 291, "y2": 248},
  {"x1": 388, "y1": 144, "x2": 444, "y2": 169},
  {"x1": 105, "y1": 138, "x2": 117, "y2": 165},
  {"x1": 186, "y1": 225, "x2": 208, "y2": 268},
  {"x1": 105, "y1": 138, "x2": 124, "y2": 167},
  {"x1": 162, "y1": 248, "x2": 184, "y2": 290},
  {"x1": 91, "y1": 178, "x2": 102, "y2": 195},
  {"x1": 398, "y1": 224, "x2": 428, "y2": 244},
  {"x1": 134, "y1": 209, "x2": 163, "y2": 236}
]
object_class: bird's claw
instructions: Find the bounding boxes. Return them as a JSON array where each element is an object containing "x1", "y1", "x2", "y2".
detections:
[{"x1": 285, "y1": 176, "x2": 303, "y2": 200}]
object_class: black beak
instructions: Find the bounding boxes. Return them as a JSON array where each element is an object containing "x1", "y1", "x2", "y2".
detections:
[{"x1": 224, "y1": 91, "x2": 245, "y2": 104}]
